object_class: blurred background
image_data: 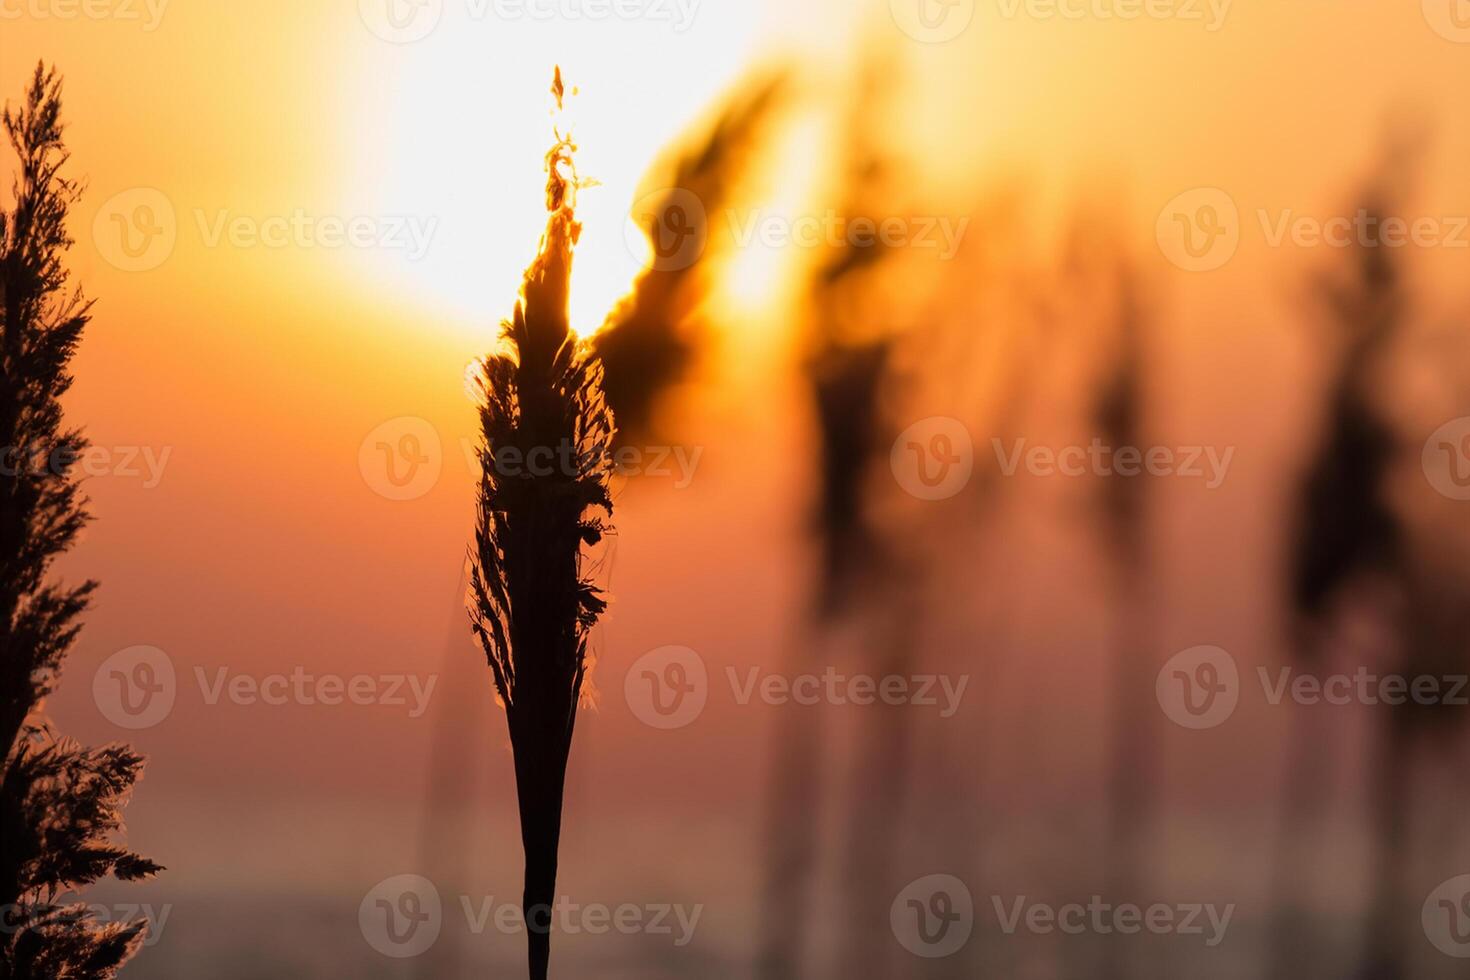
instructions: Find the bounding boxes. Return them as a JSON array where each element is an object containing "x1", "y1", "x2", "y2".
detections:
[{"x1": 6, "y1": 0, "x2": 1470, "y2": 976}]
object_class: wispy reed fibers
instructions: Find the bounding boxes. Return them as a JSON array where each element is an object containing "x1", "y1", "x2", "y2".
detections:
[{"x1": 467, "y1": 69, "x2": 615, "y2": 980}]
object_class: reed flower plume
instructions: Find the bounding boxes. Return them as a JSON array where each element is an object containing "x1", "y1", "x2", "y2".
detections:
[{"x1": 467, "y1": 68, "x2": 614, "y2": 980}]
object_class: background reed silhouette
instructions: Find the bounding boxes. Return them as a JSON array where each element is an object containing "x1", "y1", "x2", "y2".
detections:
[
  {"x1": 756, "y1": 49, "x2": 917, "y2": 980},
  {"x1": 1274, "y1": 140, "x2": 1413, "y2": 980},
  {"x1": 1090, "y1": 220, "x2": 1158, "y2": 980},
  {"x1": 0, "y1": 63, "x2": 161, "y2": 980},
  {"x1": 594, "y1": 73, "x2": 785, "y2": 442}
]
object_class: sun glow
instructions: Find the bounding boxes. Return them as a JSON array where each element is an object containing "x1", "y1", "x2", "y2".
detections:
[{"x1": 345, "y1": 7, "x2": 761, "y2": 341}]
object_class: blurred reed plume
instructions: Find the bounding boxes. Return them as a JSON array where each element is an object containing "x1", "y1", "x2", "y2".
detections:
[
  {"x1": 0, "y1": 63, "x2": 162, "y2": 979},
  {"x1": 805, "y1": 268, "x2": 895, "y2": 617},
  {"x1": 467, "y1": 68, "x2": 615, "y2": 980},
  {"x1": 1274, "y1": 137, "x2": 1415, "y2": 980},
  {"x1": 594, "y1": 72, "x2": 784, "y2": 441},
  {"x1": 760, "y1": 46, "x2": 918, "y2": 980}
]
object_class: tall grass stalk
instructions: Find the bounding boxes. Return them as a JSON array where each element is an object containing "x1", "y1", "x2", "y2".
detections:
[
  {"x1": 468, "y1": 69, "x2": 615, "y2": 980},
  {"x1": 1094, "y1": 246, "x2": 1155, "y2": 980}
]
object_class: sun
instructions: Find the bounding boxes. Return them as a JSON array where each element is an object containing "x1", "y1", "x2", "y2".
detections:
[{"x1": 343, "y1": 6, "x2": 762, "y2": 340}]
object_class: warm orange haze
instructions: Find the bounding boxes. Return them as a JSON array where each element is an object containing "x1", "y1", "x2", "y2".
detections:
[{"x1": 3, "y1": 0, "x2": 1470, "y2": 977}]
